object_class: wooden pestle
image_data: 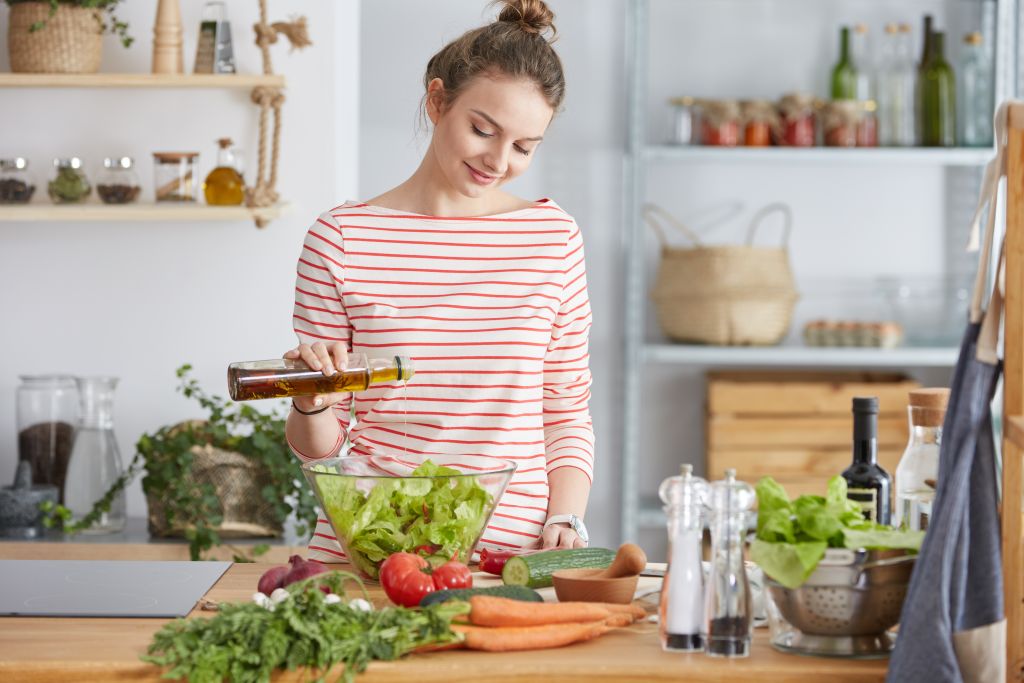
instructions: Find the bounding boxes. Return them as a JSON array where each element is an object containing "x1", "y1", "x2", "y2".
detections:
[{"x1": 592, "y1": 543, "x2": 647, "y2": 579}]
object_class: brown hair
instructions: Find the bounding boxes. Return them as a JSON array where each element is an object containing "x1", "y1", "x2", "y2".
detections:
[{"x1": 423, "y1": 0, "x2": 565, "y2": 114}]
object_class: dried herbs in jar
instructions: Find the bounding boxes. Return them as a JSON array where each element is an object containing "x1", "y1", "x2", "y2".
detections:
[{"x1": 48, "y1": 158, "x2": 91, "y2": 204}]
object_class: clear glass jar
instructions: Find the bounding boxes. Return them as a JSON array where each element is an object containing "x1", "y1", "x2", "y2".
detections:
[
  {"x1": 64, "y1": 376, "x2": 126, "y2": 533},
  {"x1": 668, "y1": 96, "x2": 699, "y2": 145},
  {"x1": 97, "y1": 157, "x2": 141, "y2": 204},
  {"x1": 895, "y1": 388, "x2": 949, "y2": 531},
  {"x1": 0, "y1": 158, "x2": 36, "y2": 204},
  {"x1": 48, "y1": 157, "x2": 91, "y2": 204},
  {"x1": 16, "y1": 375, "x2": 79, "y2": 501},
  {"x1": 153, "y1": 151, "x2": 199, "y2": 202},
  {"x1": 821, "y1": 100, "x2": 862, "y2": 147},
  {"x1": 698, "y1": 99, "x2": 740, "y2": 147},
  {"x1": 740, "y1": 100, "x2": 777, "y2": 147},
  {"x1": 777, "y1": 93, "x2": 817, "y2": 147}
]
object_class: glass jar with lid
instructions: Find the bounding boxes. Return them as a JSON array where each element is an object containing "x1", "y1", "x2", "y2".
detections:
[
  {"x1": 698, "y1": 99, "x2": 740, "y2": 147},
  {"x1": 0, "y1": 158, "x2": 36, "y2": 204},
  {"x1": 153, "y1": 151, "x2": 199, "y2": 202},
  {"x1": 48, "y1": 157, "x2": 91, "y2": 204},
  {"x1": 777, "y1": 93, "x2": 817, "y2": 147},
  {"x1": 668, "y1": 96, "x2": 700, "y2": 145},
  {"x1": 97, "y1": 157, "x2": 141, "y2": 205},
  {"x1": 821, "y1": 100, "x2": 862, "y2": 147},
  {"x1": 739, "y1": 100, "x2": 778, "y2": 147}
]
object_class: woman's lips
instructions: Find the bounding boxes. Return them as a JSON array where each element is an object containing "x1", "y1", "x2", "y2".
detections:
[{"x1": 466, "y1": 163, "x2": 497, "y2": 186}]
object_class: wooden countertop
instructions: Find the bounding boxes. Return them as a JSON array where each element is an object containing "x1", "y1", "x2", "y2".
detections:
[{"x1": 0, "y1": 545, "x2": 889, "y2": 682}]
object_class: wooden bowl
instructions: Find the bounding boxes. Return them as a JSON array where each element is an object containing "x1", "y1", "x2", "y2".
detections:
[{"x1": 552, "y1": 568, "x2": 639, "y2": 604}]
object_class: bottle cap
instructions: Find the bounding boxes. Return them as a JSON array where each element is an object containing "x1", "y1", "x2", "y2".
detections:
[
  {"x1": 668, "y1": 96, "x2": 696, "y2": 107},
  {"x1": 852, "y1": 396, "x2": 879, "y2": 414},
  {"x1": 908, "y1": 388, "x2": 949, "y2": 427},
  {"x1": 658, "y1": 463, "x2": 708, "y2": 510},
  {"x1": 217, "y1": 137, "x2": 234, "y2": 149},
  {"x1": 53, "y1": 157, "x2": 82, "y2": 169},
  {"x1": 898, "y1": 23, "x2": 912, "y2": 34},
  {"x1": 964, "y1": 31, "x2": 983, "y2": 46},
  {"x1": 0, "y1": 158, "x2": 28, "y2": 170},
  {"x1": 103, "y1": 156, "x2": 134, "y2": 169},
  {"x1": 885, "y1": 23, "x2": 898, "y2": 34},
  {"x1": 854, "y1": 23, "x2": 868, "y2": 34}
]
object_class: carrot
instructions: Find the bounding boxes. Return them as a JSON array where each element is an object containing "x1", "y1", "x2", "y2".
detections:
[
  {"x1": 596, "y1": 602, "x2": 647, "y2": 622},
  {"x1": 604, "y1": 613, "x2": 635, "y2": 628},
  {"x1": 469, "y1": 596, "x2": 611, "y2": 627},
  {"x1": 453, "y1": 622, "x2": 609, "y2": 652}
]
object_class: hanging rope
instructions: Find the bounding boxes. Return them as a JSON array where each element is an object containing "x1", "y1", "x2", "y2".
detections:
[{"x1": 247, "y1": 0, "x2": 311, "y2": 227}]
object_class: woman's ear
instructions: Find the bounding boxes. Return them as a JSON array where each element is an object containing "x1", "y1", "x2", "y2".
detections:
[{"x1": 426, "y1": 77, "x2": 446, "y2": 124}]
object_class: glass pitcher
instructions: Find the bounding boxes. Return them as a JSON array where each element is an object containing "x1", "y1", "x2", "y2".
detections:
[{"x1": 63, "y1": 377, "x2": 126, "y2": 533}]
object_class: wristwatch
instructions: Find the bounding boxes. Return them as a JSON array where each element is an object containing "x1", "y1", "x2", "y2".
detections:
[{"x1": 543, "y1": 513, "x2": 589, "y2": 545}]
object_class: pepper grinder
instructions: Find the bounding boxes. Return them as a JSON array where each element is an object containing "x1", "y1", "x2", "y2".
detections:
[
  {"x1": 704, "y1": 468, "x2": 755, "y2": 658},
  {"x1": 658, "y1": 463, "x2": 708, "y2": 651},
  {"x1": 152, "y1": 0, "x2": 184, "y2": 74}
]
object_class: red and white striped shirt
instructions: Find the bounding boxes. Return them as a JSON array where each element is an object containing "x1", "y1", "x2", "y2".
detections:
[{"x1": 289, "y1": 199, "x2": 595, "y2": 562}]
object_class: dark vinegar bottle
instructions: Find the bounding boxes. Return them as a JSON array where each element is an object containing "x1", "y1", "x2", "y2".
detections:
[{"x1": 842, "y1": 396, "x2": 893, "y2": 525}]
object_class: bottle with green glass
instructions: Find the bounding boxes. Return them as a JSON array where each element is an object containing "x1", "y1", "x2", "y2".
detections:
[
  {"x1": 919, "y1": 31, "x2": 956, "y2": 147},
  {"x1": 831, "y1": 26, "x2": 858, "y2": 100}
]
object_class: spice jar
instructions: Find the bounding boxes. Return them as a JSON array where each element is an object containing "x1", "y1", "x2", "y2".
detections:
[
  {"x1": 668, "y1": 96, "x2": 700, "y2": 145},
  {"x1": 48, "y1": 157, "x2": 91, "y2": 204},
  {"x1": 821, "y1": 100, "x2": 863, "y2": 147},
  {"x1": 857, "y1": 100, "x2": 879, "y2": 147},
  {"x1": 777, "y1": 93, "x2": 817, "y2": 147},
  {"x1": 153, "y1": 151, "x2": 199, "y2": 202},
  {"x1": 698, "y1": 99, "x2": 740, "y2": 147},
  {"x1": 97, "y1": 157, "x2": 141, "y2": 205},
  {"x1": 739, "y1": 100, "x2": 778, "y2": 147},
  {"x1": 0, "y1": 158, "x2": 36, "y2": 204}
]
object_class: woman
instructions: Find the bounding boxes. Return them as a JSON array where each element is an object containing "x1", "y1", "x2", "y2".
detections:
[{"x1": 285, "y1": 0, "x2": 594, "y2": 561}]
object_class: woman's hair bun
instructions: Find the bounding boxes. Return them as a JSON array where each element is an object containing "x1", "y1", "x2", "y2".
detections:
[{"x1": 496, "y1": 0, "x2": 556, "y2": 37}]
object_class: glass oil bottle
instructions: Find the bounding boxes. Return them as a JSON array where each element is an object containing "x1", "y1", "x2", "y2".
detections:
[
  {"x1": 227, "y1": 354, "x2": 414, "y2": 401},
  {"x1": 658, "y1": 463, "x2": 709, "y2": 651},
  {"x1": 203, "y1": 138, "x2": 245, "y2": 206}
]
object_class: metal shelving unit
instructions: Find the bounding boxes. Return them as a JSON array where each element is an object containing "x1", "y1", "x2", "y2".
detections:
[{"x1": 620, "y1": 0, "x2": 1019, "y2": 542}]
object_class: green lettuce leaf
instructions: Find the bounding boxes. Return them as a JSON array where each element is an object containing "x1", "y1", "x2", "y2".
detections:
[{"x1": 750, "y1": 538, "x2": 828, "y2": 589}]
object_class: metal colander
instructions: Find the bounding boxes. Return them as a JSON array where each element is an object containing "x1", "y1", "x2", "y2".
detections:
[{"x1": 766, "y1": 548, "x2": 915, "y2": 637}]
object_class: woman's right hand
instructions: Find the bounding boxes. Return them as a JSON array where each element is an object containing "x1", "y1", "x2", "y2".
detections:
[{"x1": 284, "y1": 342, "x2": 349, "y2": 413}]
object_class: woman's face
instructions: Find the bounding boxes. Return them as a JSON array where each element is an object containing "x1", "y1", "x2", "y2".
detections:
[{"x1": 427, "y1": 74, "x2": 553, "y2": 199}]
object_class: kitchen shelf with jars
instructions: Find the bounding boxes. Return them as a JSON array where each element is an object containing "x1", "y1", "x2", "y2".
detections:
[
  {"x1": 620, "y1": 0, "x2": 1018, "y2": 540},
  {"x1": 0, "y1": 0, "x2": 310, "y2": 228}
]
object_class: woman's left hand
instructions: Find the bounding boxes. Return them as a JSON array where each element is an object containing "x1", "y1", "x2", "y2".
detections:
[{"x1": 540, "y1": 523, "x2": 586, "y2": 549}]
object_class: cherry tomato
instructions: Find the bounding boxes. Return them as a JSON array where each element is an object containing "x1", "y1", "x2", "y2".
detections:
[
  {"x1": 380, "y1": 552, "x2": 436, "y2": 608},
  {"x1": 431, "y1": 559, "x2": 473, "y2": 591}
]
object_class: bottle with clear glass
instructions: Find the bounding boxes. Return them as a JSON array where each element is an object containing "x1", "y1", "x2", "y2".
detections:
[
  {"x1": 704, "y1": 469, "x2": 755, "y2": 658},
  {"x1": 958, "y1": 32, "x2": 994, "y2": 147},
  {"x1": 878, "y1": 23, "x2": 917, "y2": 146},
  {"x1": 659, "y1": 464, "x2": 709, "y2": 652},
  {"x1": 920, "y1": 31, "x2": 956, "y2": 147},
  {"x1": 63, "y1": 377, "x2": 126, "y2": 533},
  {"x1": 203, "y1": 138, "x2": 245, "y2": 205},
  {"x1": 194, "y1": 0, "x2": 236, "y2": 74},
  {"x1": 227, "y1": 354, "x2": 415, "y2": 401},
  {"x1": 895, "y1": 388, "x2": 949, "y2": 531},
  {"x1": 851, "y1": 23, "x2": 874, "y2": 103}
]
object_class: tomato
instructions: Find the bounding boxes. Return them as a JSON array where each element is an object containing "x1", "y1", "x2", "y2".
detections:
[
  {"x1": 379, "y1": 552, "x2": 473, "y2": 606},
  {"x1": 431, "y1": 560, "x2": 473, "y2": 590},
  {"x1": 380, "y1": 553, "x2": 436, "y2": 608}
]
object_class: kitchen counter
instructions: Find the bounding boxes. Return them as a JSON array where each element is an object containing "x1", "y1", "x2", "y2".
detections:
[{"x1": 0, "y1": 545, "x2": 889, "y2": 682}]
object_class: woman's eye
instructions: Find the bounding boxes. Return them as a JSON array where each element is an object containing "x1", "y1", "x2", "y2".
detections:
[
  {"x1": 514, "y1": 145, "x2": 531, "y2": 156},
  {"x1": 472, "y1": 125, "x2": 493, "y2": 138}
]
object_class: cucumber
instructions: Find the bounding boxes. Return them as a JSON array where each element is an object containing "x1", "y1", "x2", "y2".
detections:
[
  {"x1": 501, "y1": 547, "x2": 616, "y2": 588},
  {"x1": 418, "y1": 584, "x2": 543, "y2": 607}
]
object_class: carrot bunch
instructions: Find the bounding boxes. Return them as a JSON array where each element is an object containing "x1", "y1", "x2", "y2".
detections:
[{"x1": 449, "y1": 596, "x2": 648, "y2": 652}]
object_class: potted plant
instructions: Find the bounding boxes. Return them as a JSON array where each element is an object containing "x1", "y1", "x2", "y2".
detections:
[
  {"x1": 5, "y1": 0, "x2": 133, "y2": 74},
  {"x1": 42, "y1": 365, "x2": 319, "y2": 561}
]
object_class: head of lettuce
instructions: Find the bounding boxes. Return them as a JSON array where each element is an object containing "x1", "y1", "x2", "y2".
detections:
[{"x1": 750, "y1": 476, "x2": 925, "y2": 589}]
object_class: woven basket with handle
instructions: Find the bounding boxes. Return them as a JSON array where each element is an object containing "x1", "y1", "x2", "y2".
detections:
[
  {"x1": 8, "y1": 2, "x2": 103, "y2": 74},
  {"x1": 647, "y1": 203, "x2": 799, "y2": 346},
  {"x1": 146, "y1": 426, "x2": 282, "y2": 539}
]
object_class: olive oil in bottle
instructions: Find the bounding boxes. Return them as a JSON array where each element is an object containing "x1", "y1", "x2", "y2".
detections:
[
  {"x1": 842, "y1": 396, "x2": 893, "y2": 525},
  {"x1": 203, "y1": 137, "x2": 245, "y2": 206},
  {"x1": 227, "y1": 354, "x2": 414, "y2": 401}
]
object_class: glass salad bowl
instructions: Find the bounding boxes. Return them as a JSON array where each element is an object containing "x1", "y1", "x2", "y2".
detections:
[{"x1": 302, "y1": 453, "x2": 516, "y2": 580}]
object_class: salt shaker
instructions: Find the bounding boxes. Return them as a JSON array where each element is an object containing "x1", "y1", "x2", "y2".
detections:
[
  {"x1": 658, "y1": 463, "x2": 708, "y2": 651},
  {"x1": 704, "y1": 468, "x2": 755, "y2": 658}
]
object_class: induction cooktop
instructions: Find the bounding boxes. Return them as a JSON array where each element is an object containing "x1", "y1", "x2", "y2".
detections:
[{"x1": 0, "y1": 560, "x2": 231, "y2": 617}]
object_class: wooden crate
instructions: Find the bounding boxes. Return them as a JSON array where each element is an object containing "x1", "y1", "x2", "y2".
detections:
[{"x1": 706, "y1": 371, "x2": 919, "y2": 498}]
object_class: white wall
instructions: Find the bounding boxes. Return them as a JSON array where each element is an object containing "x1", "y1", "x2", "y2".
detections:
[{"x1": 0, "y1": 1, "x2": 360, "y2": 522}]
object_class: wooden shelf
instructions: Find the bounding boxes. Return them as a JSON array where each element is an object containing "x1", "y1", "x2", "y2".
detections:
[
  {"x1": 0, "y1": 73, "x2": 285, "y2": 89},
  {"x1": 643, "y1": 343, "x2": 960, "y2": 367},
  {"x1": 643, "y1": 145, "x2": 994, "y2": 166},
  {"x1": 0, "y1": 202, "x2": 289, "y2": 223}
]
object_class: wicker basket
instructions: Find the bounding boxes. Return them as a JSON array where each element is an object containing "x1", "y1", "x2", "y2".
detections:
[
  {"x1": 146, "y1": 432, "x2": 283, "y2": 539},
  {"x1": 8, "y1": 2, "x2": 103, "y2": 74},
  {"x1": 647, "y1": 203, "x2": 798, "y2": 346}
]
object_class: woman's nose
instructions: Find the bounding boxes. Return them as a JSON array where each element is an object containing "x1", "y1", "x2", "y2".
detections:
[{"x1": 482, "y1": 145, "x2": 509, "y2": 175}]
